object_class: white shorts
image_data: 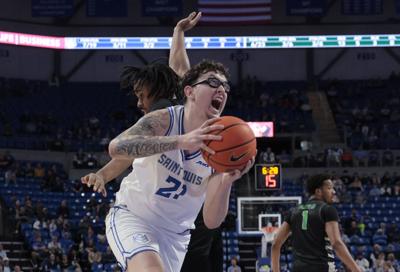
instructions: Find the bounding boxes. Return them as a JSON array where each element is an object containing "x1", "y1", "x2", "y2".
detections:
[{"x1": 105, "y1": 205, "x2": 191, "y2": 272}]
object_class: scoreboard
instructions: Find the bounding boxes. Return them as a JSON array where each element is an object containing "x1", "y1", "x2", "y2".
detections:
[{"x1": 255, "y1": 164, "x2": 282, "y2": 191}]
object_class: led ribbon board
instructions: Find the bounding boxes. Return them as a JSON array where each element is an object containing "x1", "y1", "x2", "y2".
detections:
[{"x1": 1, "y1": 31, "x2": 400, "y2": 49}]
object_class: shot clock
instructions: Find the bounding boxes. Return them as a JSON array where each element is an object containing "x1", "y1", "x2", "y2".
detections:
[{"x1": 254, "y1": 164, "x2": 282, "y2": 191}]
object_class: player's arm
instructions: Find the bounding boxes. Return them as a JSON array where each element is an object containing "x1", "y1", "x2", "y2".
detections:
[
  {"x1": 271, "y1": 222, "x2": 291, "y2": 272},
  {"x1": 109, "y1": 111, "x2": 224, "y2": 160},
  {"x1": 203, "y1": 158, "x2": 255, "y2": 229},
  {"x1": 109, "y1": 109, "x2": 174, "y2": 159},
  {"x1": 81, "y1": 158, "x2": 132, "y2": 197},
  {"x1": 169, "y1": 12, "x2": 201, "y2": 77},
  {"x1": 326, "y1": 221, "x2": 362, "y2": 272}
]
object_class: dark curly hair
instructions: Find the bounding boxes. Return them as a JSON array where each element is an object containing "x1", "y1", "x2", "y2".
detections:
[
  {"x1": 306, "y1": 174, "x2": 332, "y2": 195},
  {"x1": 180, "y1": 59, "x2": 230, "y2": 91},
  {"x1": 120, "y1": 63, "x2": 182, "y2": 102}
]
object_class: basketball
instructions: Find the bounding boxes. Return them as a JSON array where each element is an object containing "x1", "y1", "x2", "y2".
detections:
[{"x1": 202, "y1": 116, "x2": 257, "y2": 173}]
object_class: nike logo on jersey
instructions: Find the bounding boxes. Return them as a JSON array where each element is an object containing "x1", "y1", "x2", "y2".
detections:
[{"x1": 230, "y1": 153, "x2": 247, "y2": 162}]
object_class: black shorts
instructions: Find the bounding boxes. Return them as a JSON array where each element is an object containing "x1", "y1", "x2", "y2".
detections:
[{"x1": 293, "y1": 260, "x2": 334, "y2": 272}]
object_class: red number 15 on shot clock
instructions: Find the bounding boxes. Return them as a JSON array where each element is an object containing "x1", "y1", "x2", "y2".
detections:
[{"x1": 254, "y1": 164, "x2": 282, "y2": 191}]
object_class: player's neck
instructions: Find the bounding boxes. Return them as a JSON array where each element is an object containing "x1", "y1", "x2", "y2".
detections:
[
  {"x1": 309, "y1": 195, "x2": 323, "y2": 202},
  {"x1": 183, "y1": 104, "x2": 208, "y2": 133}
]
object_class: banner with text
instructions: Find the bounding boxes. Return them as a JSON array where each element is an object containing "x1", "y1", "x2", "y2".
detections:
[
  {"x1": 341, "y1": 0, "x2": 383, "y2": 15},
  {"x1": 32, "y1": 0, "x2": 74, "y2": 17},
  {"x1": 286, "y1": 0, "x2": 327, "y2": 16},
  {"x1": 142, "y1": 0, "x2": 182, "y2": 17},
  {"x1": 86, "y1": 0, "x2": 127, "y2": 17}
]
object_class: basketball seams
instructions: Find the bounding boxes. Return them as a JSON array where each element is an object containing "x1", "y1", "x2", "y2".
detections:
[
  {"x1": 204, "y1": 123, "x2": 253, "y2": 147},
  {"x1": 207, "y1": 156, "x2": 250, "y2": 168},
  {"x1": 211, "y1": 138, "x2": 255, "y2": 153},
  {"x1": 201, "y1": 116, "x2": 256, "y2": 173},
  {"x1": 204, "y1": 123, "x2": 243, "y2": 146}
]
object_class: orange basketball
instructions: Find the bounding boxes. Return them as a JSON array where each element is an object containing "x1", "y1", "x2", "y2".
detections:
[{"x1": 202, "y1": 116, "x2": 257, "y2": 173}]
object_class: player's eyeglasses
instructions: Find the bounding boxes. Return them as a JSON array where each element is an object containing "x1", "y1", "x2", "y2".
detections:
[{"x1": 191, "y1": 77, "x2": 230, "y2": 93}]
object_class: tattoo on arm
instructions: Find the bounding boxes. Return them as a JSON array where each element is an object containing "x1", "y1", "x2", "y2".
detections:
[
  {"x1": 122, "y1": 110, "x2": 170, "y2": 136},
  {"x1": 115, "y1": 136, "x2": 178, "y2": 158},
  {"x1": 113, "y1": 109, "x2": 177, "y2": 158}
]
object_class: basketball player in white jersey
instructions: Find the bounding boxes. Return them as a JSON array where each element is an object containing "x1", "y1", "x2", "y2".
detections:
[
  {"x1": 81, "y1": 12, "x2": 199, "y2": 198},
  {"x1": 105, "y1": 60, "x2": 254, "y2": 272}
]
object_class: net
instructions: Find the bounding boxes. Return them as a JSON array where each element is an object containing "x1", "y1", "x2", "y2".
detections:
[{"x1": 261, "y1": 225, "x2": 278, "y2": 243}]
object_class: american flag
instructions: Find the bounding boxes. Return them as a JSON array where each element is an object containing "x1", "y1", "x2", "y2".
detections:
[{"x1": 198, "y1": 0, "x2": 272, "y2": 26}]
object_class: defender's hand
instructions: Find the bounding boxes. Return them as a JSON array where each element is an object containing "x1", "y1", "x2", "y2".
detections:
[
  {"x1": 81, "y1": 173, "x2": 107, "y2": 197},
  {"x1": 176, "y1": 12, "x2": 202, "y2": 32}
]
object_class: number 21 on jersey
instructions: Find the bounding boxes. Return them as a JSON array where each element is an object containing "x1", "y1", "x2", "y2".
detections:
[{"x1": 155, "y1": 175, "x2": 187, "y2": 200}]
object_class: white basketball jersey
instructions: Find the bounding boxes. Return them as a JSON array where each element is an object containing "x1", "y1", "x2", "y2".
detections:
[{"x1": 115, "y1": 105, "x2": 213, "y2": 233}]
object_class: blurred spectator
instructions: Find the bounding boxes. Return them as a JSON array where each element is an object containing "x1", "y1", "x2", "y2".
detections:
[
  {"x1": 4, "y1": 167, "x2": 16, "y2": 186},
  {"x1": 372, "y1": 252, "x2": 386, "y2": 272},
  {"x1": 85, "y1": 153, "x2": 98, "y2": 169},
  {"x1": 33, "y1": 163, "x2": 45, "y2": 178},
  {"x1": 346, "y1": 220, "x2": 361, "y2": 237},
  {"x1": 3, "y1": 257, "x2": 11, "y2": 272},
  {"x1": 32, "y1": 234, "x2": 47, "y2": 258},
  {"x1": 383, "y1": 261, "x2": 396, "y2": 272},
  {"x1": 88, "y1": 247, "x2": 102, "y2": 266},
  {"x1": 353, "y1": 149, "x2": 368, "y2": 167},
  {"x1": 0, "y1": 244, "x2": 6, "y2": 259},
  {"x1": 14, "y1": 162, "x2": 25, "y2": 178},
  {"x1": 355, "y1": 252, "x2": 370, "y2": 272},
  {"x1": 276, "y1": 150, "x2": 291, "y2": 167},
  {"x1": 387, "y1": 253, "x2": 400, "y2": 271},
  {"x1": 370, "y1": 244, "x2": 382, "y2": 261},
  {"x1": 382, "y1": 150, "x2": 394, "y2": 166},
  {"x1": 60, "y1": 254, "x2": 71, "y2": 270},
  {"x1": 259, "y1": 147, "x2": 275, "y2": 163},
  {"x1": 13, "y1": 265, "x2": 22, "y2": 272},
  {"x1": 349, "y1": 176, "x2": 363, "y2": 192},
  {"x1": 341, "y1": 149, "x2": 353, "y2": 167},
  {"x1": 32, "y1": 218, "x2": 47, "y2": 231},
  {"x1": 48, "y1": 133, "x2": 65, "y2": 151},
  {"x1": 24, "y1": 163, "x2": 34, "y2": 177},
  {"x1": 102, "y1": 246, "x2": 114, "y2": 263},
  {"x1": 15, "y1": 205, "x2": 29, "y2": 233},
  {"x1": 48, "y1": 219, "x2": 58, "y2": 237},
  {"x1": 42, "y1": 168, "x2": 56, "y2": 191},
  {"x1": 99, "y1": 133, "x2": 111, "y2": 150},
  {"x1": 373, "y1": 229, "x2": 388, "y2": 246},
  {"x1": 227, "y1": 256, "x2": 242, "y2": 272},
  {"x1": 369, "y1": 185, "x2": 382, "y2": 197},
  {"x1": 57, "y1": 200, "x2": 70, "y2": 219},
  {"x1": 73, "y1": 149, "x2": 86, "y2": 169},
  {"x1": 47, "y1": 235, "x2": 62, "y2": 256},
  {"x1": 368, "y1": 151, "x2": 380, "y2": 166},
  {"x1": 40, "y1": 253, "x2": 60, "y2": 271},
  {"x1": 0, "y1": 151, "x2": 14, "y2": 170},
  {"x1": 326, "y1": 147, "x2": 343, "y2": 167}
]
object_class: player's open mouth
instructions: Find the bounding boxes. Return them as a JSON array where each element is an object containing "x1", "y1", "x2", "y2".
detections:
[{"x1": 211, "y1": 99, "x2": 222, "y2": 111}]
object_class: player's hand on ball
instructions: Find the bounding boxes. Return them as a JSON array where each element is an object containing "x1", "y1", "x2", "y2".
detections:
[
  {"x1": 222, "y1": 155, "x2": 256, "y2": 183},
  {"x1": 81, "y1": 173, "x2": 107, "y2": 197},
  {"x1": 179, "y1": 117, "x2": 223, "y2": 154}
]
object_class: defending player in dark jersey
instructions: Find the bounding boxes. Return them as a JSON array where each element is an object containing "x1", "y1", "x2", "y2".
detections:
[{"x1": 271, "y1": 174, "x2": 361, "y2": 272}]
